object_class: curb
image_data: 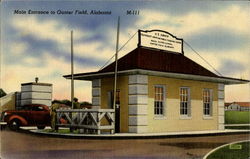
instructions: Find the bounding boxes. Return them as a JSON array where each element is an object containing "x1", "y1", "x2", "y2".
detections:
[
  {"x1": 203, "y1": 140, "x2": 250, "y2": 159},
  {"x1": 24, "y1": 129, "x2": 250, "y2": 140}
]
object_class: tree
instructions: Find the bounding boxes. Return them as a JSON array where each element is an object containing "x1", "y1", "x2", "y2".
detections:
[
  {"x1": 60, "y1": 99, "x2": 72, "y2": 106},
  {"x1": 80, "y1": 101, "x2": 92, "y2": 106},
  {"x1": 0, "y1": 88, "x2": 7, "y2": 98},
  {"x1": 52, "y1": 99, "x2": 92, "y2": 108}
]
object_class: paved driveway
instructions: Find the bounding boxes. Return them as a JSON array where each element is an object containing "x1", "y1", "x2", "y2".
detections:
[{"x1": 1, "y1": 129, "x2": 249, "y2": 159}]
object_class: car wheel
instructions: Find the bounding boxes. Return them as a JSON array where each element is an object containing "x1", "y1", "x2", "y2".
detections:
[
  {"x1": 9, "y1": 119, "x2": 20, "y2": 130},
  {"x1": 37, "y1": 126, "x2": 46, "y2": 129}
]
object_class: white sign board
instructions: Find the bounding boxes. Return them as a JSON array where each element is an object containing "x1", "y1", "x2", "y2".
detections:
[{"x1": 138, "y1": 30, "x2": 183, "y2": 54}]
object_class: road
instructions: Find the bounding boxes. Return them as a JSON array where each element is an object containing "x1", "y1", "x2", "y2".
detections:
[{"x1": 0, "y1": 129, "x2": 249, "y2": 159}]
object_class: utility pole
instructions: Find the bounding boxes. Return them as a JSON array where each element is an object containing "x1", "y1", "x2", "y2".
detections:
[
  {"x1": 113, "y1": 16, "x2": 120, "y2": 110},
  {"x1": 71, "y1": 30, "x2": 74, "y2": 109}
]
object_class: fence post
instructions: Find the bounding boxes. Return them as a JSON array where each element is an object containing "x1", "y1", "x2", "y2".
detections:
[
  {"x1": 111, "y1": 111, "x2": 115, "y2": 134},
  {"x1": 97, "y1": 111, "x2": 101, "y2": 134}
]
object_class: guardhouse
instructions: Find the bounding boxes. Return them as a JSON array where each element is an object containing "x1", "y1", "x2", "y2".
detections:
[{"x1": 64, "y1": 30, "x2": 249, "y2": 133}]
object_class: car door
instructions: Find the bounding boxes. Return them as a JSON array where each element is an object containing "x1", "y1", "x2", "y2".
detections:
[
  {"x1": 31, "y1": 106, "x2": 49, "y2": 125},
  {"x1": 22, "y1": 105, "x2": 34, "y2": 125}
]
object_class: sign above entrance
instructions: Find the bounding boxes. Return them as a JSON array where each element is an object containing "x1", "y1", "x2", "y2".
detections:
[{"x1": 138, "y1": 30, "x2": 183, "y2": 54}]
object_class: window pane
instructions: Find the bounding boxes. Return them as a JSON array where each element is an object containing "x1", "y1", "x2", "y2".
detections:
[
  {"x1": 180, "y1": 88, "x2": 190, "y2": 115},
  {"x1": 154, "y1": 86, "x2": 165, "y2": 115},
  {"x1": 203, "y1": 89, "x2": 212, "y2": 116}
]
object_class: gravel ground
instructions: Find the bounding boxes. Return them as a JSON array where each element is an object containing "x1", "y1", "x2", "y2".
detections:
[{"x1": 1, "y1": 129, "x2": 249, "y2": 159}]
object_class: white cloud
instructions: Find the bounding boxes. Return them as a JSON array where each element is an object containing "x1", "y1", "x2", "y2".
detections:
[
  {"x1": 9, "y1": 42, "x2": 28, "y2": 56},
  {"x1": 1, "y1": 52, "x2": 94, "y2": 102},
  {"x1": 10, "y1": 16, "x2": 129, "y2": 63},
  {"x1": 73, "y1": 27, "x2": 139, "y2": 63},
  {"x1": 137, "y1": 10, "x2": 171, "y2": 29},
  {"x1": 74, "y1": 41, "x2": 115, "y2": 61},
  {"x1": 138, "y1": 5, "x2": 250, "y2": 37},
  {"x1": 22, "y1": 57, "x2": 41, "y2": 66},
  {"x1": 185, "y1": 48, "x2": 250, "y2": 79},
  {"x1": 12, "y1": 16, "x2": 85, "y2": 45},
  {"x1": 2, "y1": 16, "x2": 100, "y2": 102}
]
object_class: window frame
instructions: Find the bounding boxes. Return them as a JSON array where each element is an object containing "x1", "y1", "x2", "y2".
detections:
[
  {"x1": 203, "y1": 88, "x2": 213, "y2": 117},
  {"x1": 154, "y1": 85, "x2": 166, "y2": 118},
  {"x1": 180, "y1": 87, "x2": 191, "y2": 118}
]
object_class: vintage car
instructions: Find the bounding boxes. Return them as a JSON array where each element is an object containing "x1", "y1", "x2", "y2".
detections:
[{"x1": 1, "y1": 104, "x2": 51, "y2": 130}]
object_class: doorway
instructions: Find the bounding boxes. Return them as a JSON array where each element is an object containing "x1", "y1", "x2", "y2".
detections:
[{"x1": 108, "y1": 90, "x2": 120, "y2": 133}]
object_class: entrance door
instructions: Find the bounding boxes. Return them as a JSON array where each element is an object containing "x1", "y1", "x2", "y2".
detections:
[
  {"x1": 115, "y1": 90, "x2": 120, "y2": 133},
  {"x1": 108, "y1": 90, "x2": 120, "y2": 133}
]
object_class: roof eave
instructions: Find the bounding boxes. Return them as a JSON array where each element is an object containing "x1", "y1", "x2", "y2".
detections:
[{"x1": 63, "y1": 69, "x2": 249, "y2": 85}]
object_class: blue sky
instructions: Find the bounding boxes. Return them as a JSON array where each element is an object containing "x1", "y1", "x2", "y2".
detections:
[{"x1": 1, "y1": 0, "x2": 249, "y2": 102}]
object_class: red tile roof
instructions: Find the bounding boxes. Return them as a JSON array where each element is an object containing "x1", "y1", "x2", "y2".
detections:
[
  {"x1": 99, "y1": 47, "x2": 218, "y2": 77},
  {"x1": 230, "y1": 102, "x2": 250, "y2": 107}
]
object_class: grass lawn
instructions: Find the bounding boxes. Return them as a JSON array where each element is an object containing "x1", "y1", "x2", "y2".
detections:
[
  {"x1": 43, "y1": 129, "x2": 79, "y2": 134},
  {"x1": 225, "y1": 111, "x2": 250, "y2": 124},
  {"x1": 206, "y1": 141, "x2": 250, "y2": 159}
]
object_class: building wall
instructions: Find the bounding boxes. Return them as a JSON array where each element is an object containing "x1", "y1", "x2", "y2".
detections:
[
  {"x1": 98, "y1": 74, "x2": 221, "y2": 133},
  {"x1": 0, "y1": 92, "x2": 16, "y2": 113},
  {"x1": 227, "y1": 104, "x2": 241, "y2": 111},
  {"x1": 92, "y1": 79, "x2": 101, "y2": 109},
  {"x1": 100, "y1": 76, "x2": 129, "y2": 133},
  {"x1": 21, "y1": 84, "x2": 52, "y2": 107},
  {"x1": 217, "y1": 84, "x2": 225, "y2": 130},
  {"x1": 128, "y1": 75, "x2": 148, "y2": 133},
  {"x1": 147, "y1": 75, "x2": 219, "y2": 133}
]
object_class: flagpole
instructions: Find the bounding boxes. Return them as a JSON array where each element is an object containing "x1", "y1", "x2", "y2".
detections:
[
  {"x1": 113, "y1": 16, "x2": 120, "y2": 110},
  {"x1": 71, "y1": 30, "x2": 74, "y2": 109}
]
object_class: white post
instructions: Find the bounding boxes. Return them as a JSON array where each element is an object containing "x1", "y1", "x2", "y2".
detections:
[
  {"x1": 71, "y1": 30, "x2": 74, "y2": 109},
  {"x1": 113, "y1": 17, "x2": 120, "y2": 109}
]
